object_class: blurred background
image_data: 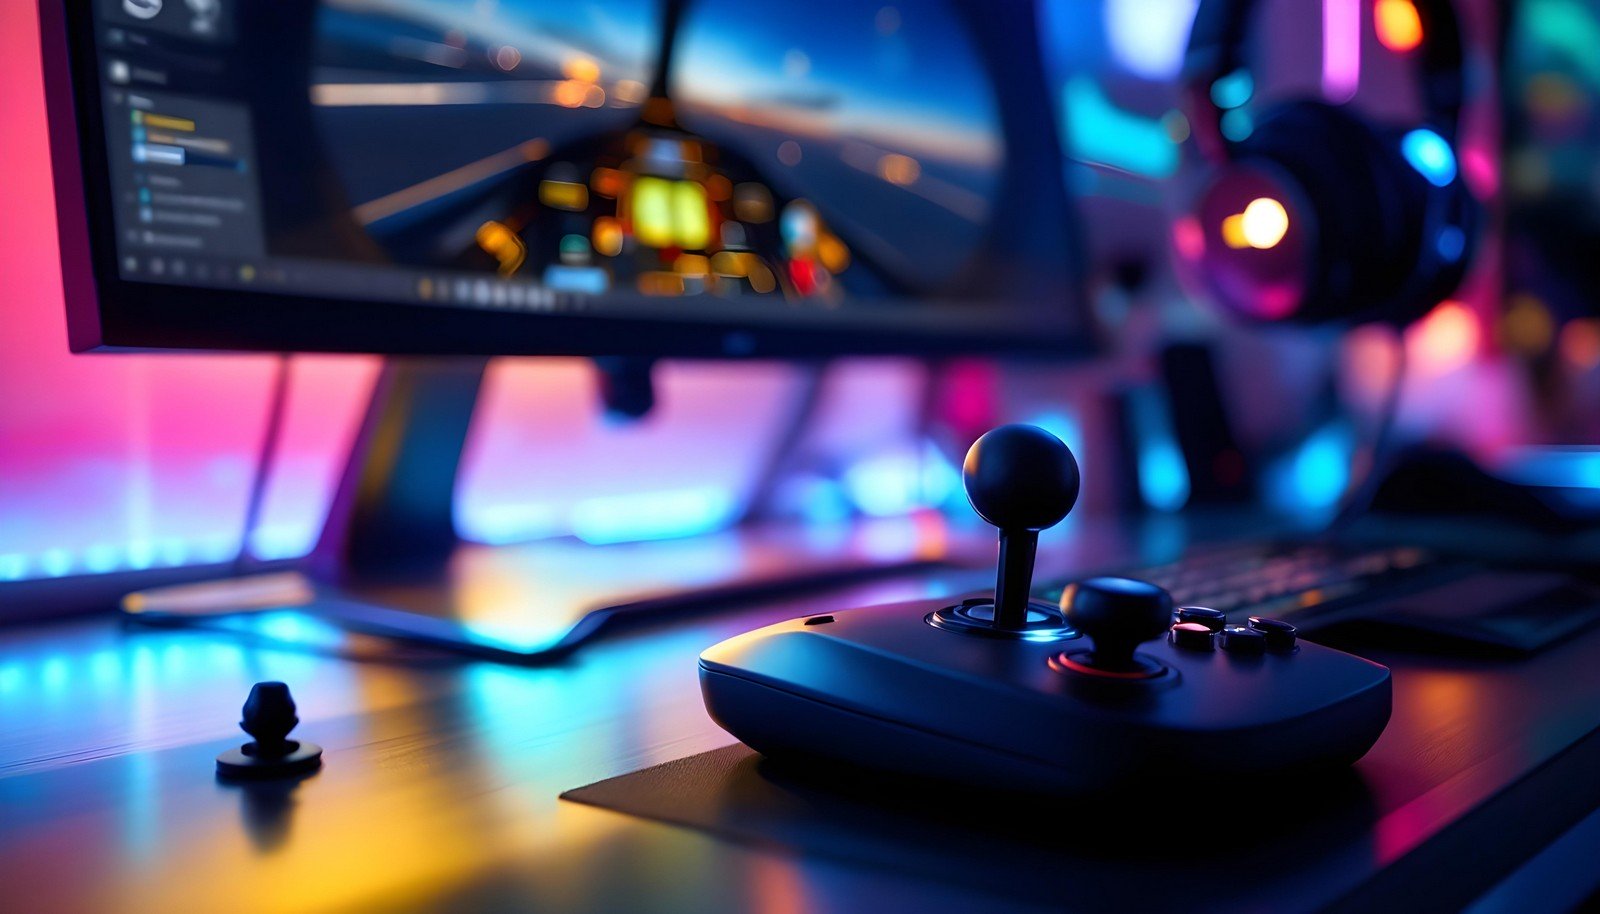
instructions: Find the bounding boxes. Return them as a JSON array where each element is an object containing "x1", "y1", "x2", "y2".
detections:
[{"x1": 3, "y1": 0, "x2": 1598, "y2": 597}]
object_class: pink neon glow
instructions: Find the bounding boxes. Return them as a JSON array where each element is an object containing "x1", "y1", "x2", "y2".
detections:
[
  {"x1": 1462, "y1": 146, "x2": 1500, "y2": 200},
  {"x1": 0, "y1": 3, "x2": 376, "y2": 577},
  {"x1": 1322, "y1": 0, "x2": 1362, "y2": 103},
  {"x1": 1173, "y1": 215, "x2": 1206, "y2": 262}
]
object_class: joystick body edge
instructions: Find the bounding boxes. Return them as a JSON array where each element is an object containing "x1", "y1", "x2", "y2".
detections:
[
  {"x1": 699, "y1": 424, "x2": 1392, "y2": 794},
  {"x1": 699, "y1": 599, "x2": 1391, "y2": 794}
]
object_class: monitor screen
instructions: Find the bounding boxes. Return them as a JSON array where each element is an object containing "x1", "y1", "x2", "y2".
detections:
[{"x1": 44, "y1": 0, "x2": 1089, "y2": 357}]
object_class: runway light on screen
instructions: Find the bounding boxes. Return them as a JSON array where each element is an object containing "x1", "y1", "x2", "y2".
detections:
[
  {"x1": 1401, "y1": 129, "x2": 1457, "y2": 187},
  {"x1": 1376, "y1": 0, "x2": 1425, "y2": 52}
]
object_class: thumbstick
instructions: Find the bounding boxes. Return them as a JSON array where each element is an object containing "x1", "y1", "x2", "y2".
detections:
[
  {"x1": 1060, "y1": 577, "x2": 1173, "y2": 670},
  {"x1": 963, "y1": 425, "x2": 1081, "y2": 630}
]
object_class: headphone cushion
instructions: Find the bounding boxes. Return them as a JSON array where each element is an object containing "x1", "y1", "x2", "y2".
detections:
[{"x1": 1232, "y1": 101, "x2": 1433, "y2": 322}]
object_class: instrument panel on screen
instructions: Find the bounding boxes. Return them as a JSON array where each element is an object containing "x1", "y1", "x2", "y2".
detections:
[{"x1": 81, "y1": 0, "x2": 1075, "y2": 342}]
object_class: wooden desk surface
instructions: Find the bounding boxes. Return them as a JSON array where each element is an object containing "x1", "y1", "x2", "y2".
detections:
[{"x1": 4, "y1": 521, "x2": 1600, "y2": 913}]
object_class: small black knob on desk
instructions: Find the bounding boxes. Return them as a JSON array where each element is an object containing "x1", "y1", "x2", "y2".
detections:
[
  {"x1": 241, "y1": 681, "x2": 299, "y2": 756},
  {"x1": 962, "y1": 425, "x2": 1081, "y2": 631},
  {"x1": 219, "y1": 681, "x2": 323, "y2": 779},
  {"x1": 1060, "y1": 577, "x2": 1174, "y2": 671}
]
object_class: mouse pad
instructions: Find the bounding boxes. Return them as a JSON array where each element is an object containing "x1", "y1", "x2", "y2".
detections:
[{"x1": 562, "y1": 744, "x2": 1384, "y2": 911}]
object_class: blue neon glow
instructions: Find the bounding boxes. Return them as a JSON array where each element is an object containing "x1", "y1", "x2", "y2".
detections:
[
  {"x1": 542, "y1": 265, "x2": 609, "y2": 295},
  {"x1": 248, "y1": 524, "x2": 323, "y2": 562},
  {"x1": 1025, "y1": 412, "x2": 1085, "y2": 457},
  {"x1": 1265, "y1": 423, "x2": 1352, "y2": 514},
  {"x1": 1126, "y1": 390, "x2": 1191, "y2": 513},
  {"x1": 1220, "y1": 108, "x2": 1255, "y2": 142},
  {"x1": 842, "y1": 442, "x2": 960, "y2": 517},
  {"x1": 38, "y1": 549, "x2": 73, "y2": 578},
  {"x1": 1104, "y1": 0, "x2": 1202, "y2": 79},
  {"x1": 1210, "y1": 70, "x2": 1255, "y2": 109},
  {"x1": 1522, "y1": 0, "x2": 1600, "y2": 87},
  {"x1": 1502, "y1": 448, "x2": 1600, "y2": 489},
  {"x1": 1401, "y1": 129, "x2": 1458, "y2": 187},
  {"x1": 82, "y1": 544, "x2": 121, "y2": 574},
  {"x1": 1435, "y1": 225, "x2": 1466, "y2": 262},
  {"x1": 570, "y1": 487, "x2": 738, "y2": 545},
  {"x1": 456, "y1": 503, "x2": 563, "y2": 547},
  {"x1": 1063, "y1": 76, "x2": 1179, "y2": 179},
  {"x1": 0, "y1": 554, "x2": 24, "y2": 581}
]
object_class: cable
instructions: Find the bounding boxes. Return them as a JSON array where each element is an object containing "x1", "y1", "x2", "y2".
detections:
[
  {"x1": 1327, "y1": 332, "x2": 1409, "y2": 532},
  {"x1": 233, "y1": 353, "x2": 293, "y2": 574}
]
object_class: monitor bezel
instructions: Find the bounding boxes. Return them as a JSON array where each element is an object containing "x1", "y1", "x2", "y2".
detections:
[{"x1": 42, "y1": 0, "x2": 1094, "y2": 358}]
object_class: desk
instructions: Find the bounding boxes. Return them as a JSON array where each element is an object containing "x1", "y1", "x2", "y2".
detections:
[{"x1": 4, "y1": 520, "x2": 1600, "y2": 913}]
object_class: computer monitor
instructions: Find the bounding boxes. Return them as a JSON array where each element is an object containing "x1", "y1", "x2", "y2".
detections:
[{"x1": 41, "y1": 0, "x2": 1089, "y2": 358}]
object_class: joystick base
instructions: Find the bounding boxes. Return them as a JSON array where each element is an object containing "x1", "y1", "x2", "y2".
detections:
[
  {"x1": 216, "y1": 741, "x2": 324, "y2": 779},
  {"x1": 701, "y1": 594, "x2": 1391, "y2": 795},
  {"x1": 926, "y1": 598, "x2": 1077, "y2": 642}
]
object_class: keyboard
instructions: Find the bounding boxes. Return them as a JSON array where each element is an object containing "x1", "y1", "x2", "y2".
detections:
[{"x1": 1038, "y1": 542, "x2": 1453, "y2": 623}]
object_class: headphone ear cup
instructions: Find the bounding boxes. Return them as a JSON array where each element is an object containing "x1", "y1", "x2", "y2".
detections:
[{"x1": 1231, "y1": 101, "x2": 1432, "y2": 323}]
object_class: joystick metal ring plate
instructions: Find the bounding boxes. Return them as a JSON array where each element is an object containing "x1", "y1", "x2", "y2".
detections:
[{"x1": 926, "y1": 598, "x2": 1080, "y2": 642}]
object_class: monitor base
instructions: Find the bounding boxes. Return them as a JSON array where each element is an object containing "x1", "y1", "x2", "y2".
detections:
[{"x1": 120, "y1": 519, "x2": 963, "y2": 660}]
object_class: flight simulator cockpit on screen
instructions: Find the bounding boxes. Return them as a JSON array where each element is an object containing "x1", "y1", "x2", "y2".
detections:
[{"x1": 87, "y1": 0, "x2": 1076, "y2": 337}]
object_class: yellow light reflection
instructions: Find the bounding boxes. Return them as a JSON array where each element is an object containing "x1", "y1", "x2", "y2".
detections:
[
  {"x1": 816, "y1": 234, "x2": 850, "y2": 273},
  {"x1": 1376, "y1": 0, "x2": 1424, "y2": 53},
  {"x1": 710, "y1": 251, "x2": 746, "y2": 277},
  {"x1": 674, "y1": 253, "x2": 710, "y2": 275},
  {"x1": 876, "y1": 153, "x2": 920, "y2": 186},
  {"x1": 1221, "y1": 213, "x2": 1250, "y2": 249},
  {"x1": 672, "y1": 181, "x2": 711, "y2": 250},
  {"x1": 631, "y1": 177, "x2": 674, "y2": 248},
  {"x1": 638, "y1": 271, "x2": 686, "y2": 296},
  {"x1": 1241, "y1": 197, "x2": 1289, "y2": 248},
  {"x1": 539, "y1": 180, "x2": 588, "y2": 212},
  {"x1": 562, "y1": 56, "x2": 600, "y2": 83},
  {"x1": 1500, "y1": 294, "x2": 1554, "y2": 355},
  {"x1": 592, "y1": 216, "x2": 623, "y2": 257},
  {"x1": 475, "y1": 221, "x2": 526, "y2": 275}
]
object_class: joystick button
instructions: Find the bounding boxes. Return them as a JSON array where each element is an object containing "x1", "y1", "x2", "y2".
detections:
[
  {"x1": 1220, "y1": 625, "x2": 1266, "y2": 655},
  {"x1": 1248, "y1": 616, "x2": 1297, "y2": 650},
  {"x1": 1175, "y1": 606, "x2": 1227, "y2": 632},
  {"x1": 1170, "y1": 621, "x2": 1215, "y2": 651}
]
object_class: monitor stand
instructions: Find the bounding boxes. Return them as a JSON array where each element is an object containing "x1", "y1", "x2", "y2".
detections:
[{"x1": 120, "y1": 357, "x2": 967, "y2": 660}]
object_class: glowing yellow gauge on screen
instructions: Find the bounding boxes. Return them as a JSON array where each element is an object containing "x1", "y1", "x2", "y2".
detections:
[{"x1": 631, "y1": 178, "x2": 711, "y2": 250}]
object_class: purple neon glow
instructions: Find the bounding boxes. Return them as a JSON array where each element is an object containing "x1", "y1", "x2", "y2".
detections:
[{"x1": 1322, "y1": 0, "x2": 1362, "y2": 103}]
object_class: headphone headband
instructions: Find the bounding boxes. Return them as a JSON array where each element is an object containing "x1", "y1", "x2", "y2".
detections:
[{"x1": 1183, "y1": 0, "x2": 1466, "y2": 159}]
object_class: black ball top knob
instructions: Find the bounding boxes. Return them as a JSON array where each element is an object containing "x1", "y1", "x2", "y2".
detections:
[
  {"x1": 241, "y1": 681, "x2": 299, "y2": 752},
  {"x1": 962, "y1": 424, "x2": 1081, "y2": 532},
  {"x1": 1060, "y1": 577, "x2": 1174, "y2": 670}
]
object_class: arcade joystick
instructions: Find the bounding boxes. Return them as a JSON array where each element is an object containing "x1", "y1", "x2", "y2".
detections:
[
  {"x1": 700, "y1": 425, "x2": 1393, "y2": 795},
  {"x1": 962, "y1": 425, "x2": 1080, "y2": 630},
  {"x1": 216, "y1": 682, "x2": 323, "y2": 779}
]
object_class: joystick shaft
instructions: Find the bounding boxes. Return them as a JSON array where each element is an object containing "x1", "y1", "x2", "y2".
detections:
[
  {"x1": 993, "y1": 530, "x2": 1038, "y2": 629},
  {"x1": 962, "y1": 425, "x2": 1081, "y2": 631}
]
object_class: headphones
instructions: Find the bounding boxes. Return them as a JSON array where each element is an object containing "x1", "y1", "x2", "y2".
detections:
[{"x1": 1174, "y1": 0, "x2": 1477, "y2": 326}]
